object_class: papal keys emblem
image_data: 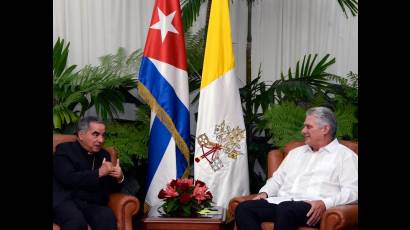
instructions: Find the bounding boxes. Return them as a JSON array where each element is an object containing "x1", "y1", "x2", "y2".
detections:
[{"x1": 195, "y1": 121, "x2": 246, "y2": 172}]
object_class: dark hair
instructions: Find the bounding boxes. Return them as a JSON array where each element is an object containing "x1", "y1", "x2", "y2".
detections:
[
  {"x1": 77, "y1": 116, "x2": 105, "y2": 134},
  {"x1": 306, "y1": 107, "x2": 337, "y2": 139}
]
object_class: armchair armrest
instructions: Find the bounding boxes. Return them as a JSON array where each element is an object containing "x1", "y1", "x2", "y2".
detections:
[
  {"x1": 228, "y1": 194, "x2": 258, "y2": 217},
  {"x1": 108, "y1": 193, "x2": 140, "y2": 230},
  {"x1": 320, "y1": 204, "x2": 358, "y2": 230}
]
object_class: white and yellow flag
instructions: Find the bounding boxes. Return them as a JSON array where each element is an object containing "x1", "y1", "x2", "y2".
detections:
[{"x1": 194, "y1": 0, "x2": 249, "y2": 211}]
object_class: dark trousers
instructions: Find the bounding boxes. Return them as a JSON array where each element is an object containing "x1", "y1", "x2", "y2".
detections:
[
  {"x1": 54, "y1": 199, "x2": 117, "y2": 230},
  {"x1": 235, "y1": 199, "x2": 320, "y2": 230}
]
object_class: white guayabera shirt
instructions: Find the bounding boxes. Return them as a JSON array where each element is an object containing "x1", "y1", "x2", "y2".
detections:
[{"x1": 259, "y1": 139, "x2": 358, "y2": 209}]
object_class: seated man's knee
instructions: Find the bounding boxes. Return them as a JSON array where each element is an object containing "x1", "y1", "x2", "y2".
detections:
[
  {"x1": 97, "y1": 206, "x2": 114, "y2": 218},
  {"x1": 93, "y1": 206, "x2": 116, "y2": 227},
  {"x1": 64, "y1": 214, "x2": 88, "y2": 230},
  {"x1": 235, "y1": 200, "x2": 253, "y2": 216},
  {"x1": 54, "y1": 204, "x2": 88, "y2": 230},
  {"x1": 276, "y1": 201, "x2": 295, "y2": 218}
]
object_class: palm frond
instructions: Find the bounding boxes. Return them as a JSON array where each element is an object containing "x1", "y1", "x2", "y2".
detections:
[
  {"x1": 337, "y1": 0, "x2": 358, "y2": 18},
  {"x1": 53, "y1": 38, "x2": 141, "y2": 131},
  {"x1": 181, "y1": 0, "x2": 206, "y2": 32},
  {"x1": 53, "y1": 38, "x2": 77, "y2": 78},
  {"x1": 273, "y1": 54, "x2": 337, "y2": 103},
  {"x1": 76, "y1": 64, "x2": 136, "y2": 120},
  {"x1": 185, "y1": 27, "x2": 207, "y2": 104},
  {"x1": 99, "y1": 47, "x2": 143, "y2": 79},
  {"x1": 53, "y1": 105, "x2": 79, "y2": 129}
]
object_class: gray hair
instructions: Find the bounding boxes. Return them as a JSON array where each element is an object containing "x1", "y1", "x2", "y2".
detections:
[
  {"x1": 77, "y1": 116, "x2": 105, "y2": 134},
  {"x1": 306, "y1": 107, "x2": 337, "y2": 139}
]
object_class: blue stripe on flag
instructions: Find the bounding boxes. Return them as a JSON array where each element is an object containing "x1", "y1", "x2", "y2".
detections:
[
  {"x1": 175, "y1": 145, "x2": 187, "y2": 178},
  {"x1": 145, "y1": 117, "x2": 171, "y2": 191},
  {"x1": 139, "y1": 57, "x2": 190, "y2": 145},
  {"x1": 140, "y1": 57, "x2": 190, "y2": 193},
  {"x1": 145, "y1": 117, "x2": 188, "y2": 191}
]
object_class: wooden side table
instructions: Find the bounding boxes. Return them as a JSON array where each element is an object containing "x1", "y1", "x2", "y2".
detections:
[{"x1": 141, "y1": 206, "x2": 225, "y2": 230}]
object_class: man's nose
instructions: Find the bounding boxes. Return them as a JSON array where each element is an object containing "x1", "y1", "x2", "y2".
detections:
[{"x1": 97, "y1": 136, "x2": 104, "y2": 142}]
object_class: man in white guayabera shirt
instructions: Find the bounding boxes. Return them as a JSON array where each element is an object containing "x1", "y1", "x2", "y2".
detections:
[{"x1": 235, "y1": 107, "x2": 358, "y2": 230}]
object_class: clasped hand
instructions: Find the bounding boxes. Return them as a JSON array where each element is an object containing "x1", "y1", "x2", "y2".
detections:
[
  {"x1": 252, "y1": 192, "x2": 268, "y2": 200},
  {"x1": 99, "y1": 158, "x2": 123, "y2": 181}
]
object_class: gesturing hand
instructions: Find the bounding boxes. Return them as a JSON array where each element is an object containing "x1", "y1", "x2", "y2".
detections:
[
  {"x1": 109, "y1": 159, "x2": 124, "y2": 182},
  {"x1": 305, "y1": 200, "x2": 326, "y2": 226},
  {"x1": 99, "y1": 157, "x2": 114, "y2": 177}
]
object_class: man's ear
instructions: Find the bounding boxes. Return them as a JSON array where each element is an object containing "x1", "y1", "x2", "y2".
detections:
[
  {"x1": 77, "y1": 131, "x2": 85, "y2": 141},
  {"x1": 322, "y1": 125, "x2": 331, "y2": 136}
]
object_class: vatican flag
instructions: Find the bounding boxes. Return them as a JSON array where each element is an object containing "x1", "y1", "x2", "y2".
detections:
[{"x1": 194, "y1": 0, "x2": 250, "y2": 213}]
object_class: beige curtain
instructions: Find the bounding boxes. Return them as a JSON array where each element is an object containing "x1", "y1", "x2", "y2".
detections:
[{"x1": 53, "y1": 0, "x2": 358, "y2": 122}]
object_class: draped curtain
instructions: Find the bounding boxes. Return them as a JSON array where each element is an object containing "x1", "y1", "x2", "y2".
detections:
[
  {"x1": 53, "y1": 0, "x2": 155, "y2": 68},
  {"x1": 53, "y1": 0, "x2": 357, "y2": 83},
  {"x1": 53, "y1": 0, "x2": 358, "y2": 120},
  {"x1": 249, "y1": 0, "x2": 358, "y2": 84}
]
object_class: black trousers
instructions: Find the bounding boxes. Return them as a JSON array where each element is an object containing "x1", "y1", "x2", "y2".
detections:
[
  {"x1": 54, "y1": 199, "x2": 117, "y2": 230},
  {"x1": 235, "y1": 199, "x2": 320, "y2": 230}
]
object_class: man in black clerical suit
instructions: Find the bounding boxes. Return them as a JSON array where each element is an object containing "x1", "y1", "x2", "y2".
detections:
[{"x1": 53, "y1": 116, "x2": 125, "y2": 230}]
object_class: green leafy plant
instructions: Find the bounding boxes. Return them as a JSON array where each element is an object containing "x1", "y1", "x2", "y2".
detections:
[
  {"x1": 53, "y1": 38, "x2": 142, "y2": 132},
  {"x1": 181, "y1": 0, "x2": 207, "y2": 32},
  {"x1": 259, "y1": 101, "x2": 357, "y2": 150},
  {"x1": 103, "y1": 106, "x2": 150, "y2": 172},
  {"x1": 328, "y1": 71, "x2": 358, "y2": 106},
  {"x1": 240, "y1": 67, "x2": 275, "y2": 135},
  {"x1": 334, "y1": 103, "x2": 357, "y2": 139},
  {"x1": 238, "y1": 68, "x2": 274, "y2": 193},
  {"x1": 330, "y1": 71, "x2": 358, "y2": 139},
  {"x1": 275, "y1": 54, "x2": 339, "y2": 103},
  {"x1": 53, "y1": 38, "x2": 81, "y2": 130},
  {"x1": 88, "y1": 47, "x2": 144, "y2": 116},
  {"x1": 258, "y1": 102, "x2": 306, "y2": 149},
  {"x1": 241, "y1": 54, "x2": 343, "y2": 144},
  {"x1": 185, "y1": 27, "x2": 206, "y2": 104},
  {"x1": 337, "y1": 0, "x2": 358, "y2": 18}
]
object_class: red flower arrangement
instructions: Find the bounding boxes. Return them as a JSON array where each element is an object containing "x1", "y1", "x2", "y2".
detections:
[{"x1": 158, "y1": 178, "x2": 213, "y2": 217}]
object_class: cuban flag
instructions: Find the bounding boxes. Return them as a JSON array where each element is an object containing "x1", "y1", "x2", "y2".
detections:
[{"x1": 137, "y1": 0, "x2": 190, "y2": 210}]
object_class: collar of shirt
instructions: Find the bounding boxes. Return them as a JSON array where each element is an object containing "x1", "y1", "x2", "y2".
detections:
[
  {"x1": 75, "y1": 141, "x2": 88, "y2": 155},
  {"x1": 303, "y1": 138, "x2": 340, "y2": 154}
]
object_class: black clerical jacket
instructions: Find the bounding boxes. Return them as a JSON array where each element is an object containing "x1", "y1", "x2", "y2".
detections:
[{"x1": 53, "y1": 141, "x2": 122, "y2": 209}]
